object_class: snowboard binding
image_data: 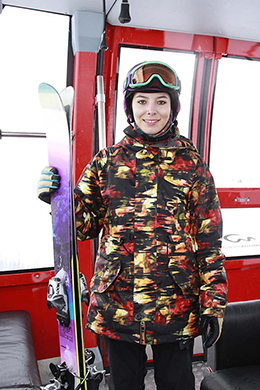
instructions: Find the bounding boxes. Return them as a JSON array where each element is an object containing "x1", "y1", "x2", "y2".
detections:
[
  {"x1": 47, "y1": 277, "x2": 70, "y2": 327},
  {"x1": 79, "y1": 273, "x2": 90, "y2": 306},
  {"x1": 47, "y1": 272, "x2": 89, "y2": 327},
  {"x1": 43, "y1": 361, "x2": 74, "y2": 390},
  {"x1": 42, "y1": 349, "x2": 105, "y2": 390}
]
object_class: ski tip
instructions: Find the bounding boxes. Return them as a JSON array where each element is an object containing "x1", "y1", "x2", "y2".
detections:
[
  {"x1": 38, "y1": 82, "x2": 58, "y2": 94},
  {"x1": 60, "y1": 86, "x2": 74, "y2": 95},
  {"x1": 38, "y1": 83, "x2": 64, "y2": 111},
  {"x1": 60, "y1": 86, "x2": 75, "y2": 108}
]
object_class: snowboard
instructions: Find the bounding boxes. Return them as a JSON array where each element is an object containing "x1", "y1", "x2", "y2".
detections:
[{"x1": 38, "y1": 83, "x2": 86, "y2": 389}]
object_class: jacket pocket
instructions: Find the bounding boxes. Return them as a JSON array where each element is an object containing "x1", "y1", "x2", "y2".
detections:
[
  {"x1": 168, "y1": 254, "x2": 200, "y2": 296},
  {"x1": 90, "y1": 256, "x2": 122, "y2": 293}
]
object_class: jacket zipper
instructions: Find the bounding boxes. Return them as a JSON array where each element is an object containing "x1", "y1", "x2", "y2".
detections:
[{"x1": 140, "y1": 321, "x2": 146, "y2": 344}]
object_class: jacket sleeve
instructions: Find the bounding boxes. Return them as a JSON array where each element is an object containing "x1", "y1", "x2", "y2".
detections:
[
  {"x1": 74, "y1": 151, "x2": 107, "y2": 241},
  {"x1": 190, "y1": 158, "x2": 228, "y2": 318}
]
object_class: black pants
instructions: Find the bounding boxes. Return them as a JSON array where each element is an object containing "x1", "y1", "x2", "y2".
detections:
[{"x1": 104, "y1": 337, "x2": 195, "y2": 390}]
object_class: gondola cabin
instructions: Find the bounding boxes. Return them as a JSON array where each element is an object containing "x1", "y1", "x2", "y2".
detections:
[{"x1": 0, "y1": 1, "x2": 260, "y2": 389}]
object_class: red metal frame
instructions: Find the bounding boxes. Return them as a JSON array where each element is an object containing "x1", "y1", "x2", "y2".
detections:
[
  {"x1": 0, "y1": 270, "x2": 58, "y2": 360},
  {"x1": 104, "y1": 24, "x2": 215, "y2": 146},
  {"x1": 1, "y1": 24, "x2": 260, "y2": 362},
  {"x1": 225, "y1": 258, "x2": 260, "y2": 302},
  {"x1": 218, "y1": 38, "x2": 260, "y2": 58},
  {"x1": 218, "y1": 188, "x2": 260, "y2": 208},
  {"x1": 72, "y1": 51, "x2": 99, "y2": 349},
  {"x1": 202, "y1": 37, "x2": 260, "y2": 209},
  {"x1": 190, "y1": 53, "x2": 205, "y2": 146}
]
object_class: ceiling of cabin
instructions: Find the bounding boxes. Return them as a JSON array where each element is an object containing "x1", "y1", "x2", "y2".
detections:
[{"x1": 3, "y1": 0, "x2": 260, "y2": 43}]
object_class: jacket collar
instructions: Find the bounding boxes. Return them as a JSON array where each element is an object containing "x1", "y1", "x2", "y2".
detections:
[
  {"x1": 124, "y1": 125, "x2": 178, "y2": 145},
  {"x1": 123, "y1": 125, "x2": 197, "y2": 153}
]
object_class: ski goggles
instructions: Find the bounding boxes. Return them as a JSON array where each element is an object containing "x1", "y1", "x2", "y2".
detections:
[{"x1": 124, "y1": 61, "x2": 180, "y2": 91}]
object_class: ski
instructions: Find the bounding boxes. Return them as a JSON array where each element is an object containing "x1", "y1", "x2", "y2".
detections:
[{"x1": 38, "y1": 83, "x2": 86, "y2": 390}]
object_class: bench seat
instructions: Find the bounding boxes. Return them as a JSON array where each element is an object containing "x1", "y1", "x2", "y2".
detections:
[{"x1": 0, "y1": 310, "x2": 41, "y2": 390}]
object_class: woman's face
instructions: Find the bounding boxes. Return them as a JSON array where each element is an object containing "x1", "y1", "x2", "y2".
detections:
[{"x1": 132, "y1": 92, "x2": 171, "y2": 135}]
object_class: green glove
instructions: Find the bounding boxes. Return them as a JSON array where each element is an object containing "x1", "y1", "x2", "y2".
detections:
[
  {"x1": 199, "y1": 315, "x2": 223, "y2": 348},
  {"x1": 37, "y1": 166, "x2": 61, "y2": 204}
]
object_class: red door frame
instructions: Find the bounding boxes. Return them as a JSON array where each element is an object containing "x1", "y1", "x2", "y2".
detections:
[
  {"x1": 103, "y1": 24, "x2": 215, "y2": 146},
  {"x1": 190, "y1": 36, "x2": 260, "y2": 302}
]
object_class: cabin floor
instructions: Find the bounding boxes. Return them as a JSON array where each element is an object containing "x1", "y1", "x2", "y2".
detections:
[
  {"x1": 100, "y1": 361, "x2": 208, "y2": 390},
  {"x1": 39, "y1": 358, "x2": 208, "y2": 390}
]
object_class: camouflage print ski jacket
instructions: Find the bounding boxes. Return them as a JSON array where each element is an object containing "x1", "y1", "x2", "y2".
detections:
[{"x1": 74, "y1": 126, "x2": 227, "y2": 345}]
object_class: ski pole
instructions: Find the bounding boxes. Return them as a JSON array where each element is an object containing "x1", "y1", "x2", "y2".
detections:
[{"x1": 95, "y1": 75, "x2": 106, "y2": 150}]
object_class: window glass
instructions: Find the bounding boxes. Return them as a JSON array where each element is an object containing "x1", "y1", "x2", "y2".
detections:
[
  {"x1": 115, "y1": 47, "x2": 196, "y2": 142},
  {"x1": 0, "y1": 7, "x2": 69, "y2": 272},
  {"x1": 210, "y1": 57, "x2": 260, "y2": 188},
  {"x1": 0, "y1": 7, "x2": 69, "y2": 134},
  {"x1": 209, "y1": 57, "x2": 260, "y2": 258},
  {"x1": 0, "y1": 137, "x2": 54, "y2": 271}
]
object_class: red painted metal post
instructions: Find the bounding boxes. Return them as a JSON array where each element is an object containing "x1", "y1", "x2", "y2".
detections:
[{"x1": 73, "y1": 51, "x2": 98, "y2": 348}]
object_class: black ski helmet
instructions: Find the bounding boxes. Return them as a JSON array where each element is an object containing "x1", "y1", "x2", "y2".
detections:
[{"x1": 123, "y1": 61, "x2": 181, "y2": 124}]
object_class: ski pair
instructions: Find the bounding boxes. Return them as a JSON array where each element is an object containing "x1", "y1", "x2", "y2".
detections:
[{"x1": 38, "y1": 84, "x2": 103, "y2": 390}]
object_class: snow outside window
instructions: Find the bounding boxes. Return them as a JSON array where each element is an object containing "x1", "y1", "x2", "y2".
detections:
[{"x1": 0, "y1": 7, "x2": 69, "y2": 271}]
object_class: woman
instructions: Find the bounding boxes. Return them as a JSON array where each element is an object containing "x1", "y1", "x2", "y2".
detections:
[{"x1": 39, "y1": 61, "x2": 227, "y2": 390}]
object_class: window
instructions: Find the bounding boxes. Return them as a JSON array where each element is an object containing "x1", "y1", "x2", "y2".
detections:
[
  {"x1": 0, "y1": 7, "x2": 70, "y2": 271},
  {"x1": 210, "y1": 57, "x2": 260, "y2": 257},
  {"x1": 115, "y1": 47, "x2": 196, "y2": 142},
  {"x1": 210, "y1": 57, "x2": 260, "y2": 188}
]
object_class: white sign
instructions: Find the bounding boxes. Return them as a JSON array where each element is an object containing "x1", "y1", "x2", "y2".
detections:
[{"x1": 221, "y1": 208, "x2": 260, "y2": 258}]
